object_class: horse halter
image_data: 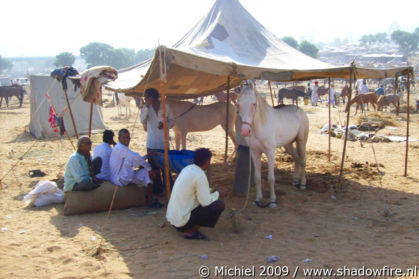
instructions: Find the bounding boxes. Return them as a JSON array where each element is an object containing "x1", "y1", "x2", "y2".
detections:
[{"x1": 239, "y1": 87, "x2": 257, "y2": 131}]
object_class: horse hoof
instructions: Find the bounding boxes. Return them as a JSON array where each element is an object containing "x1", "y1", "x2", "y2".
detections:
[
  {"x1": 292, "y1": 181, "x2": 300, "y2": 189},
  {"x1": 299, "y1": 184, "x2": 307, "y2": 191},
  {"x1": 269, "y1": 202, "x2": 277, "y2": 208}
]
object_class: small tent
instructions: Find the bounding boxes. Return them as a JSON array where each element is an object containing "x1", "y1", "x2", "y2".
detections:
[{"x1": 29, "y1": 75, "x2": 106, "y2": 138}]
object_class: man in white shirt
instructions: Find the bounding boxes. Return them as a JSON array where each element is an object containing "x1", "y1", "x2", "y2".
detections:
[
  {"x1": 109, "y1": 129, "x2": 159, "y2": 207},
  {"x1": 360, "y1": 80, "x2": 369, "y2": 94},
  {"x1": 140, "y1": 88, "x2": 174, "y2": 195},
  {"x1": 166, "y1": 148, "x2": 228, "y2": 240},
  {"x1": 311, "y1": 81, "x2": 319, "y2": 106},
  {"x1": 93, "y1": 130, "x2": 115, "y2": 181}
]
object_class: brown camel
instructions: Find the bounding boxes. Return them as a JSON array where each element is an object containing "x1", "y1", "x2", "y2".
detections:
[{"x1": 345, "y1": 93, "x2": 378, "y2": 115}]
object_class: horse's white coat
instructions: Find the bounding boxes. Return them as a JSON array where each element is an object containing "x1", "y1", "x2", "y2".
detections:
[{"x1": 238, "y1": 80, "x2": 309, "y2": 205}]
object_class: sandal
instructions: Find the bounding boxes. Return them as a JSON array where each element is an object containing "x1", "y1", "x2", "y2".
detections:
[{"x1": 184, "y1": 230, "x2": 207, "y2": 240}]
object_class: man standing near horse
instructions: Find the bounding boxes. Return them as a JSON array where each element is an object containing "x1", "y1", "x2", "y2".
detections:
[
  {"x1": 140, "y1": 88, "x2": 174, "y2": 196},
  {"x1": 63, "y1": 136, "x2": 103, "y2": 192},
  {"x1": 166, "y1": 148, "x2": 227, "y2": 240}
]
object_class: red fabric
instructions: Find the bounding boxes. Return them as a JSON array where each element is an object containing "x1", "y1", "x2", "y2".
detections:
[{"x1": 48, "y1": 106, "x2": 58, "y2": 133}]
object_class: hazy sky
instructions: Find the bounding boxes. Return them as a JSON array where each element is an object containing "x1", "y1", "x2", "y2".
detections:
[{"x1": 1, "y1": 0, "x2": 417, "y2": 57}]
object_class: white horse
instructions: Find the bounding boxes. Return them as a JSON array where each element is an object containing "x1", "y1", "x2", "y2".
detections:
[
  {"x1": 237, "y1": 80, "x2": 309, "y2": 208},
  {"x1": 114, "y1": 92, "x2": 134, "y2": 117},
  {"x1": 166, "y1": 99, "x2": 237, "y2": 150}
]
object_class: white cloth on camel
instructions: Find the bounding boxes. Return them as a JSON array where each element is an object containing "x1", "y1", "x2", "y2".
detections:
[{"x1": 109, "y1": 142, "x2": 152, "y2": 187}]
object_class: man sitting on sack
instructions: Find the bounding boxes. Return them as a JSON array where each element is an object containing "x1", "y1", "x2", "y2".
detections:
[
  {"x1": 64, "y1": 136, "x2": 103, "y2": 192},
  {"x1": 109, "y1": 128, "x2": 163, "y2": 208}
]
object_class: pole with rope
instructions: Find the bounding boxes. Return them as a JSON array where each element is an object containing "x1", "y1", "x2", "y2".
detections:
[
  {"x1": 338, "y1": 67, "x2": 354, "y2": 190},
  {"x1": 268, "y1": 80, "x2": 275, "y2": 106},
  {"x1": 224, "y1": 76, "x2": 230, "y2": 163},
  {"x1": 404, "y1": 72, "x2": 410, "y2": 177},
  {"x1": 328, "y1": 77, "x2": 331, "y2": 161},
  {"x1": 88, "y1": 102, "x2": 93, "y2": 138},
  {"x1": 158, "y1": 47, "x2": 171, "y2": 200},
  {"x1": 64, "y1": 89, "x2": 79, "y2": 139},
  {"x1": 46, "y1": 94, "x2": 76, "y2": 150}
]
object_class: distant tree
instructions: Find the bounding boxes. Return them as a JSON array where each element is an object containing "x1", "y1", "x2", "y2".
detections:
[
  {"x1": 359, "y1": 32, "x2": 389, "y2": 45},
  {"x1": 80, "y1": 42, "x2": 116, "y2": 68},
  {"x1": 109, "y1": 48, "x2": 136, "y2": 69},
  {"x1": 391, "y1": 29, "x2": 419, "y2": 60},
  {"x1": 80, "y1": 42, "x2": 137, "y2": 69},
  {"x1": 298, "y1": 40, "x2": 319, "y2": 58},
  {"x1": 281, "y1": 36, "x2": 298, "y2": 49},
  {"x1": 375, "y1": 32, "x2": 389, "y2": 43},
  {"x1": 0, "y1": 55, "x2": 13, "y2": 73},
  {"x1": 53, "y1": 52, "x2": 75, "y2": 67},
  {"x1": 134, "y1": 48, "x2": 155, "y2": 64}
]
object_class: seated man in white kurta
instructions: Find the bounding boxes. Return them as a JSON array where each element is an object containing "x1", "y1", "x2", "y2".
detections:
[
  {"x1": 93, "y1": 129, "x2": 116, "y2": 181},
  {"x1": 109, "y1": 128, "x2": 158, "y2": 207}
]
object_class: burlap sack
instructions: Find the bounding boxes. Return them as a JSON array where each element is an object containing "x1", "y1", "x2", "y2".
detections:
[{"x1": 64, "y1": 181, "x2": 146, "y2": 216}]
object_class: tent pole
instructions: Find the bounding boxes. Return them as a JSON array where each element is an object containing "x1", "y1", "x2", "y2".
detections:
[
  {"x1": 160, "y1": 80, "x2": 171, "y2": 200},
  {"x1": 47, "y1": 96, "x2": 75, "y2": 150},
  {"x1": 224, "y1": 76, "x2": 231, "y2": 163},
  {"x1": 328, "y1": 77, "x2": 331, "y2": 161},
  {"x1": 64, "y1": 89, "x2": 79, "y2": 139},
  {"x1": 404, "y1": 73, "x2": 410, "y2": 177},
  {"x1": 88, "y1": 102, "x2": 93, "y2": 138},
  {"x1": 338, "y1": 69, "x2": 354, "y2": 189},
  {"x1": 268, "y1": 80, "x2": 275, "y2": 106}
]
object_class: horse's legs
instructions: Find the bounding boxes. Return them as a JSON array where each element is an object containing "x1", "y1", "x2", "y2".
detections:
[
  {"x1": 174, "y1": 130, "x2": 181, "y2": 150},
  {"x1": 265, "y1": 148, "x2": 276, "y2": 203},
  {"x1": 283, "y1": 143, "x2": 299, "y2": 186},
  {"x1": 296, "y1": 139, "x2": 307, "y2": 189},
  {"x1": 251, "y1": 149, "x2": 263, "y2": 202},
  {"x1": 0, "y1": 97, "x2": 2, "y2": 108},
  {"x1": 181, "y1": 132, "x2": 187, "y2": 150}
]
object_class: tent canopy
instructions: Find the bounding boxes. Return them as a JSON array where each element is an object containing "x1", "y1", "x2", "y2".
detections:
[
  {"x1": 30, "y1": 75, "x2": 106, "y2": 138},
  {"x1": 106, "y1": 0, "x2": 413, "y2": 98}
]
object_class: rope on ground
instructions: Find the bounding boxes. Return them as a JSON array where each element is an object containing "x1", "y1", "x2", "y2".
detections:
[
  {"x1": 0, "y1": 140, "x2": 38, "y2": 190},
  {"x1": 370, "y1": 142, "x2": 393, "y2": 216}
]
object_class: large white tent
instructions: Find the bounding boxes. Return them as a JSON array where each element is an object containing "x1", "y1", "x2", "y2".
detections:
[
  {"x1": 29, "y1": 75, "x2": 106, "y2": 138},
  {"x1": 106, "y1": 0, "x2": 413, "y2": 97}
]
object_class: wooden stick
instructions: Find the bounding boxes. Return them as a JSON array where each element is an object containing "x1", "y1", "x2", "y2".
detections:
[
  {"x1": 404, "y1": 73, "x2": 410, "y2": 177},
  {"x1": 224, "y1": 76, "x2": 230, "y2": 163},
  {"x1": 47, "y1": 95, "x2": 75, "y2": 150},
  {"x1": 88, "y1": 102, "x2": 93, "y2": 138},
  {"x1": 328, "y1": 77, "x2": 331, "y2": 161},
  {"x1": 64, "y1": 89, "x2": 79, "y2": 139},
  {"x1": 338, "y1": 69, "x2": 354, "y2": 189},
  {"x1": 160, "y1": 81, "x2": 171, "y2": 200},
  {"x1": 268, "y1": 80, "x2": 275, "y2": 106}
]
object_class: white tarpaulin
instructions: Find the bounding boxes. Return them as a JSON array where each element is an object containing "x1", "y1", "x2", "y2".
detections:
[{"x1": 106, "y1": 0, "x2": 413, "y2": 98}]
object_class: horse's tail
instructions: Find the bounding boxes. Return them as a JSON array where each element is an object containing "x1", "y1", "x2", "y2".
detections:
[{"x1": 19, "y1": 86, "x2": 24, "y2": 107}]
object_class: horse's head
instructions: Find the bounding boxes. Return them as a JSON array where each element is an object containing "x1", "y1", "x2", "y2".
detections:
[{"x1": 237, "y1": 80, "x2": 257, "y2": 137}]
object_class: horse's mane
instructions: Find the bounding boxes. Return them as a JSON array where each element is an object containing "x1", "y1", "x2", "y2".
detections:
[{"x1": 255, "y1": 91, "x2": 268, "y2": 125}]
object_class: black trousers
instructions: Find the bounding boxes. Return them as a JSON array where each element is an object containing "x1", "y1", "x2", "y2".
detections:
[
  {"x1": 147, "y1": 148, "x2": 173, "y2": 194},
  {"x1": 176, "y1": 200, "x2": 225, "y2": 232},
  {"x1": 72, "y1": 157, "x2": 102, "y2": 191}
]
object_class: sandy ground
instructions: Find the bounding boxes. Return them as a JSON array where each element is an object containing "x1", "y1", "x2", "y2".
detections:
[{"x1": 1, "y1": 87, "x2": 419, "y2": 279}]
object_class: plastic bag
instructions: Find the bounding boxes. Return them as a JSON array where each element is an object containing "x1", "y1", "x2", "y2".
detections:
[{"x1": 23, "y1": 181, "x2": 65, "y2": 207}]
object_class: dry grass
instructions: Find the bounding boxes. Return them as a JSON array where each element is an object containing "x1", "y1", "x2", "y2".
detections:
[{"x1": 355, "y1": 111, "x2": 399, "y2": 127}]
